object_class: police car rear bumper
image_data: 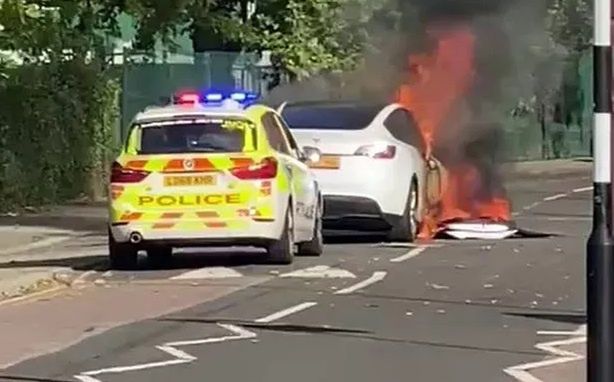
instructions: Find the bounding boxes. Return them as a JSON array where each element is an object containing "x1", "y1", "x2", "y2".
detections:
[{"x1": 110, "y1": 220, "x2": 284, "y2": 246}]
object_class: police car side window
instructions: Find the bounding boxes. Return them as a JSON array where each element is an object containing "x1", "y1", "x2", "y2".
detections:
[
  {"x1": 384, "y1": 109, "x2": 426, "y2": 155},
  {"x1": 262, "y1": 112, "x2": 291, "y2": 155},
  {"x1": 274, "y1": 114, "x2": 301, "y2": 157}
]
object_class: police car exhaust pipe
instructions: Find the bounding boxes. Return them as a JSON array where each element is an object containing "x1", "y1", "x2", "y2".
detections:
[{"x1": 129, "y1": 232, "x2": 143, "y2": 244}]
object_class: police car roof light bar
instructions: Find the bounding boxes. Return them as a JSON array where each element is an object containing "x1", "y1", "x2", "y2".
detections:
[{"x1": 176, "y1": 92, "x2": 201, "y2": 105}]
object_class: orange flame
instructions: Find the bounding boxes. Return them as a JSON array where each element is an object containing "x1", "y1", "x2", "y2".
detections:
[{"x1": 395, "y1": 24, "x2": 511, "y2": 239}]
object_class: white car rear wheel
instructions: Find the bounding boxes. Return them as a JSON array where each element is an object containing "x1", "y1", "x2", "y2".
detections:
[{"x1": 387, "y1": 180, "x2": 419, "y2": 242}]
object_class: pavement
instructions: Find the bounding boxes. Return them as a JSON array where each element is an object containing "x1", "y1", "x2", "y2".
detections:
[{"x1": 0, "y1": 158, "x2": 591, "y2": 382}]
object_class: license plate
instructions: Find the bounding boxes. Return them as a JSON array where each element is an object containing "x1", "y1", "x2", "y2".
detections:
[
  {"x1": 164, "y1": 175, "x2": 216, "y2": 187},
  {"x1": 309, "y1": 155, "x2": 340, "y2": 169}
]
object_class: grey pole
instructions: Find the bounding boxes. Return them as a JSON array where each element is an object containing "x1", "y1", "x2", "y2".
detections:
[{"x1": 587, "y1": 0, "x2": 614, "y2": 381}]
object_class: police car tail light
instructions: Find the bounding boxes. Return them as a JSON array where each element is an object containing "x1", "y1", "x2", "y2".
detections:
[
  {"x1": 354, "y1": 144, "x2": 396, "y2": 159},
  {"x1": 110, "y1": 162, "x2": 150, "y2": 183},
  {"x1": 231, "y1": 157, "x2": 278, "y2": 180}
]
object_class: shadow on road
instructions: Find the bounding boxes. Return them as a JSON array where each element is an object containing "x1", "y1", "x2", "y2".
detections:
[
  {"x1": 0, "y1": 255, "x2": 107, "y2": 271},
  {"x1": 504, "y1": 311, "x2": 586, "y2": 325}
]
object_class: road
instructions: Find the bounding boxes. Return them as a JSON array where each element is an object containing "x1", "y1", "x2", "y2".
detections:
[{"x1": 0, "y1": 169, "x2": 589, "y2": 382}]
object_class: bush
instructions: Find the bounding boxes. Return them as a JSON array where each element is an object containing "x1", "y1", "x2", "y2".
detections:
[{"x1": 0, "y1": 61, "x2": 119, "y2": 211}]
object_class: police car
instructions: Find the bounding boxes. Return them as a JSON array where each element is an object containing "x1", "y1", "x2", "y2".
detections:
[{"x1": 108, "y1": 90, "x2": 323, "y2": 269}]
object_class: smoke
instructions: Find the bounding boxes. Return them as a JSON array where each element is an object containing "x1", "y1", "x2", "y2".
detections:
[{"x1": 263, "y1": 0, "x2": 567, "y2": 218}]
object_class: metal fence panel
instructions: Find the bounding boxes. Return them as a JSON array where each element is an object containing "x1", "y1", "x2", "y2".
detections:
[{"x1": 119, "y1": 51, "x2": 268, "y2": 140}]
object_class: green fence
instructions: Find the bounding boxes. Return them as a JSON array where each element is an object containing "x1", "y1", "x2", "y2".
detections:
[
  {"x1": 119, "y1": 51, "x2": 271, "y2": 140},
  {"x1": 501, "y1": 50, "x2": 592, "y2": 161},
  {"x1": 118, "y1": 50, "x2": 592, "y2": 161}
]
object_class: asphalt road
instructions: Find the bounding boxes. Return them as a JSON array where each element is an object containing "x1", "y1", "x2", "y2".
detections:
[{"x1": 0, "y1": 171, "x2": 589, "y2": 382}]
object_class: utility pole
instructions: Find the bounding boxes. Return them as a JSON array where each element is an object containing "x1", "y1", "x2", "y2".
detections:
[{"x1": 587, "y1": 0, "x2": 614, "y2": 381}]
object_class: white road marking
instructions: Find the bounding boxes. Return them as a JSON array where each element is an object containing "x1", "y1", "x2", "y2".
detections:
[
  {"x1": 74, "y1": 299, "x2": 322, "y2": 381},
  {"x1": 74, "y1": 324, "x2": 255, "y2": 382},
  {"x1": 170, "y1": 267, "x2": 243, "y2": 280},
  {"x1": 280, "y1": 265, "x2": 356, "y2": 279},
  {"x1": 543, "y1": 193, "x2": 568, "y2": 202},
  {"x1": 573, "y1": 186, "x2": 593, "y2": 193},
  {"x1": 390, "y1": 247, "x2": 427, "y2": 263},
  {"x1": 377, "y1": 242, "x2": 443, "y2": 248},
  {"x1": 255, "y1": 302, "x2": 318, "y2": 323},
  {"x1": 503, "y1": 325, "x2": 586, "y2": 382},
  {"x1": 546, "y1": 217, "x2": 591, "y2": 222},
  {"x1": 334, "y1": 271, "x2": 387, "y2": 295}
]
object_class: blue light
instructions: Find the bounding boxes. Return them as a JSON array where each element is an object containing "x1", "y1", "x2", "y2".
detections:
[
  {"x1": 173, "y1": 89, "x2": 260, "y2": 107},
  {"x1": 230, "y1": 92, "x2": 247, "y2": 102},
  {"x1": 205, "y1": 93, "x2": 224, "y2": 102}
]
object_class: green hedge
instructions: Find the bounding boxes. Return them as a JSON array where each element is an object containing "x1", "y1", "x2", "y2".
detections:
[{"x1": 0, "y1": 61, "x2": 119, "y2": 211}]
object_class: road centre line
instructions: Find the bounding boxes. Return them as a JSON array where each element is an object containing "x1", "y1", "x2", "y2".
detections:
[
  {"x1": 390, "y1": 246, "x2": 427, "y2": 263},
  {"x1": 334, "y1": 271, "x2": 387, "y2": 295},
  {"x1": 543, "y1": 193, "x2": 568, "y2": 202},
  {"x1": 572, "y1": 186, "x2": 593, "y2": 193},
  {"x1": 255, "y1": 302, "x2": 318, "y2": 323}
]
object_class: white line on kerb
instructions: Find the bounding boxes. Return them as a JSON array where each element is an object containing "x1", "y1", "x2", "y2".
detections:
[
  {"x1": 390, "y1": 246, "x2": 427, "y2": 263},
  {"x1": 334, "y1": 271, "x2": 387, "y2": 295},
  {"x1": 255, "y1": 302, "x2": 317, "y2": 323}
]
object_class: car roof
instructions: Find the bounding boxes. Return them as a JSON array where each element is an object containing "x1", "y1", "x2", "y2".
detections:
[
  {"x1": 281, "y1": 100, "x2": 390, "y2": 110},
  {"x1": 133, "y1": 102, "x2": 275, "y2": 124}
]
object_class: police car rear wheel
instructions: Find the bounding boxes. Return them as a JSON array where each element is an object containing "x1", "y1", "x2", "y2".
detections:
[
  {"x1": 266, "y1": 208, "x2": 294, "y2": 265},
  {"x1": 108, "y1": 230, "x2": 138, "y2": 270},
  {"x1": 297, "y1": 200, "x2": 323, "y2": 257}
]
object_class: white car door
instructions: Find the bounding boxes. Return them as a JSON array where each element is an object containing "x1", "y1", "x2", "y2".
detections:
[
  {"x1": 261, "y1": 111, "x2": 317, "y2": 242},
  {"x1": 274, "y1": 113, "x2": 319, "y2": 241}
]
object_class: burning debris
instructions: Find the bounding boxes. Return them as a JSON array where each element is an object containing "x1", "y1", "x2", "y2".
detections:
[
  {"x1": 395, "y1": 10, "x2": 520, "y2": 239},
  {"x1": 442, "y1": 220, "x2": 518, "y2": 240}
]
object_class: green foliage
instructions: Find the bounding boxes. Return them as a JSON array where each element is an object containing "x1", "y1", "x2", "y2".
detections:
[
  {"x1": 547, "y1": 0, "x2": 592, "y2": 53},
  {"x1": 0, "y1": 62, "x2": 119, "y2": 209},
  {"x1": 0, "y1": 0, "x2": 120, "y2": 210}
]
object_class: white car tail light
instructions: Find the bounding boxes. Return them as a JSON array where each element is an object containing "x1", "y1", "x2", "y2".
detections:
[{"x1": 354, "y1": 144, "x2": 397, "y2": 159}]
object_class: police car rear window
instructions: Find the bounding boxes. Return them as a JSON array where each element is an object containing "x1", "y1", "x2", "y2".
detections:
[
  {"x1": 138, "y1": 118, "x2": 255, "y2": 155},
  {"x1": 282, "y1": 104, "x2": 383, "y2": 130}
]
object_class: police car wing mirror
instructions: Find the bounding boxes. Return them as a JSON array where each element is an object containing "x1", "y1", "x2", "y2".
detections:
[{"x1": 302, "y1": 146, "x2": 321, "y2": 164}]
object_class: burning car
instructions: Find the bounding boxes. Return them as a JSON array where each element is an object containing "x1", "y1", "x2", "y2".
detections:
[{"x1": 278, "y1": 100, "x2": 446, "y2": 242}]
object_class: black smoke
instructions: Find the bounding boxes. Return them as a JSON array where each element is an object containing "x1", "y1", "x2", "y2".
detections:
[{"x1": 265, "y1": 0, "x2": 555, "y2": 208}]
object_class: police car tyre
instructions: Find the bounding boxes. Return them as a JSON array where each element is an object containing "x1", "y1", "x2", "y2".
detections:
[
  {"x1": 266, "y1": 208, "x2": 294, "y2": 265},
  {"x1": 147, "y1": 247, "x2": 173, "y2": 268},
  {"x1": 108, "y1": 229, "x2": 138, "y2": 270},
  {"x1": 297, "y1": 200, "x2": 323, "y2": 257},
  {"x1": 387, "y1": 179, "x2": 419, "y2": 242}
]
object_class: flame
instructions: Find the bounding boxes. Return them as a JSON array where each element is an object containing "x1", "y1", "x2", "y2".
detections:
[{"x1": 395, "y1": 24, "x2": 511, "y2": 239}]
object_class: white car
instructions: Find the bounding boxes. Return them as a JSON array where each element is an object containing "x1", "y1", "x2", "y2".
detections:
[{"x1": 279, "y1": 100, "x2": 442, "y2": 242}]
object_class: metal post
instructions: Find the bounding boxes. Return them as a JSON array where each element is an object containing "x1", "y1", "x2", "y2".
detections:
[{"x1": 587, "y1": 0, "x2": 614, "y2": 381}]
